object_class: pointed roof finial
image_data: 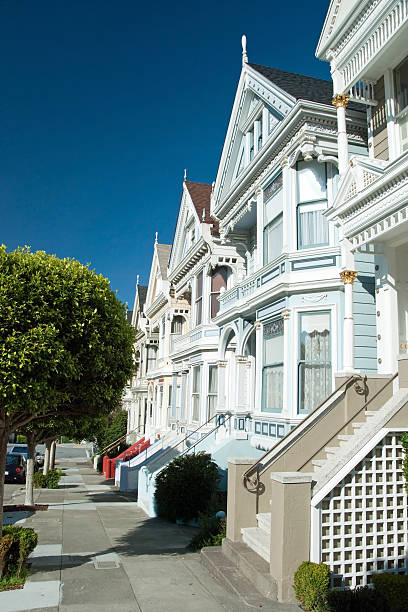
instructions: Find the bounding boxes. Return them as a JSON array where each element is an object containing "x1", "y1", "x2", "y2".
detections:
[
  {"x1": 155, "y1": 232, "x2": 158, "y2": 244},
  {"x1": 202, "y1": 208, "x2": 206, "y2": 221},
  {"x1": 136, "y1": 274, "x2": 139, "y2": 287},
  {"x1": 184, "y1": 168, "x2": 187, "y2": 181},
  {"x1": 242, "y1": 35, "x2": 248, "y2": 66}
]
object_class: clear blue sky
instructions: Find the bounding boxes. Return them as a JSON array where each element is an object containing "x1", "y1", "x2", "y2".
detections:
[{"x1": 1, "y1": 0, "x2": 331, "y2": 306}]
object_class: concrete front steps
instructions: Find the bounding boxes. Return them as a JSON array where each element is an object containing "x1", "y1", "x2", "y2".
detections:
[
  {"x1": 241, "y1": 512, "x2": 271, "y2": 563},
  {"x1": 201, "y1": 537, "x2": 277, "y2": 606}
]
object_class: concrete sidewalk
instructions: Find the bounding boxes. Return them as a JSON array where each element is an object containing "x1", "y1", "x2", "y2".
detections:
[{"x1": 1, "y1": 454, "x2": 300, "y2": 611}]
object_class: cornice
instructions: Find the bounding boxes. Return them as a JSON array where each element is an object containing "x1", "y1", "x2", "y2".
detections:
[
  {"x1": 168, "y1": 238, "x2": 209, "y2": 285},
  {"x1": 144, "y1": 292, "x2": 169, "y2": 319},
  {"x1": 215, "y1": 102, "x2": 366, "y2": 226}
]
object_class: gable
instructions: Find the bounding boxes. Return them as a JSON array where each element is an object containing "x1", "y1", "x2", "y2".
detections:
[
  {"x1": 145, "y1": 243, "x2": 171, "y2": 308},
  {"x1": 212, "y1": 64, "x2": 294, "y2": 210},
  {"x1": 316, "y1": 0, "x2": 368, "y2": 59}
]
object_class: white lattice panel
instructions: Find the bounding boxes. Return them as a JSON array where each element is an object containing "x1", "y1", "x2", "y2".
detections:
[{"x1": 319, "y1": 433, "x2": 408, "y2": 588}]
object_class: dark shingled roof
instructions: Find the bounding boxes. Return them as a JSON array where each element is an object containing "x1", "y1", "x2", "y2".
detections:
[
  {"x1": 249, "y1": 63, "x2": 334, "y2": 105},
  {"x1": 138, "y1": 285, "x2": 148, "y2": 309},
  {"x1": 185, "y1": 180, "x2": 219, "y2": 234}
]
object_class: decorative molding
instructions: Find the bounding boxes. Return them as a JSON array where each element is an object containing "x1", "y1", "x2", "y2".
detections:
[
  {"x1": 340, "y1": 270, "x2": 358, "y2": 285},
  {"x1": 332, "y1": 94, "x2": 349, "y2": 109},
  {"x1": 301, "y1": 293, "x2": 328, "y2": 303}
]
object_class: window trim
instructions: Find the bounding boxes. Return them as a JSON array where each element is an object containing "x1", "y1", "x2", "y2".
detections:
[
  {"x1": 297, "y1": 310, "x2": 332, "y2": 415},
  {"x1": 262, "y1": 317, "x2": 284, "y2": 413},
  {"x1": 191, "y1": 365, "x2": 201, "y2": 422},
  {"x1": 207, "y1": 364, "x2": 218, "y2": 420}
]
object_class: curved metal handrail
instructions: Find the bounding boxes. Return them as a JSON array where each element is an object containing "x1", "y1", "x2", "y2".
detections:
[
  {"x1": 297, "y1": 372, "x2": 398, "y2": 472},
  {"x1": 155, "y1": 413, "x2": 232, "y2": 476},
  {"x1": 100, "y1": 424, "x2": 144, "y2": 456},
  {"x1": 242, "y1": 374, "x2": 366, "y2": 494}
]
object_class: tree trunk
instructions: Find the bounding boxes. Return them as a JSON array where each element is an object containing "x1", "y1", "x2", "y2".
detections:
[
  {"x1": 49, "y1": 439, "x2": 56, "y2": 470},
  {"x1": 25, "y1": 432, "x2": 36, "y2": 507},
  {"x1": 43, "y1": 440, "x2": 51, "y2": 475},
  {"x1": 0, "y1": 427, "x2": 10, "y2": 538}
]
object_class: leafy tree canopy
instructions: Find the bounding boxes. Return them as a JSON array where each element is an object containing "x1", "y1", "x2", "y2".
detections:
[{"x1": 0, "y1": 245, "x2": 135, "y2": 431}]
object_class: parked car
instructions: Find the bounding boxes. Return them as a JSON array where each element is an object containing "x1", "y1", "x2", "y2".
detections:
[
  {"x1": 5, "y1": 453, "x2": 27, "y2": 483},
  {"x1": 9, "y1": 444, "x2": 28, "y2": 460},
  {"x1": 35, "y1": 450, "x2": 45, "y2": 467}
]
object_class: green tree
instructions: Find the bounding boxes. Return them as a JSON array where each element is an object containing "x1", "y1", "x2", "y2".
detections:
[{"x1": 0, "y1": 246, "x2": 135, "y2": 533}]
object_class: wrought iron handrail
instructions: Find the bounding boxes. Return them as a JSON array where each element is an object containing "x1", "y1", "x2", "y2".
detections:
[
  {"x1": 155, "y1": 414, "x2": 232, "y2": 476},
  {"x1": 140, "y1": 411, "x2": 223, "y2": 465},
  {"x1": 99, "y1": 424, "x2": 144, "y2": 456},
  {"x1": 297, "y1": 372, "x2": 398, "y2": 472},
  {"x1": 242, "y1": 374, "x2": 365, "y2": 493}
]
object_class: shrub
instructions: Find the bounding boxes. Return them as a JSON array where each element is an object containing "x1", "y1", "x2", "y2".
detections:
[
  {"x1": 155, "y1": 452, "x2": 219, "y2": 522},
  {"x1": 189, "y1": 513, "x2": 226, "y2": 550},
  {"x1": 34, "y1": 468, "x2": 62, "y2": 489},
  {"x1": 327, "y1": 586, "x2": 388, "y2": 611},
  {"x1": 293, "y1": 561, "x2": 330, "y2": 611},
  {"x1": 2, "y1": 526, "x2": 38, "y2": 578},
  {"x1": 372, "y1": 572, "x2": 408, "y2": 612}
]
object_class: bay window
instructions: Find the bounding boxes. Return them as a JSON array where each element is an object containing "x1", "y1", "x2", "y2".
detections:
[
  {"x1": 262, "y1": 318, "x2": 284, "y2": 413},
  {"x1": 263, "y1": 173, "x2": 283, "y2": 265},
  {"x1": 297, "y1": 160, "x2": 329, "y2": 249},
  {"x1": 210, "y1": 266, "x2": 228, "y2": 318},
  {"x1": 298, "y1": 311, "x2": 331, "y2": 414}
]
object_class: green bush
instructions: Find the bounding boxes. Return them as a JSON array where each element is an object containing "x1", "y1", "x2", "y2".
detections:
[
  {"x1": 155, "y1": 452, "x2": 219, "y2": 522},
  {"x1": 16, "y1": 434, "x2": 27, "y2": 443},
  {"x1": 327, "y1": 586, "x2": 388, "y2": 611},
  {"x1": 190, "y1": 513, "x2": 226, "y2": 550},
  {"x1": 372, "y1": 572, "x2": 408, "y2": 612},
  {"x1": 293, "y1": 561, "x2": 331, "y2": 611},
  {"x1": 34, "y1": 468, "x2": 62, "y2": 489},
  {"x1": 2, "y1": 526, "x2": 38, "y2": 578}
]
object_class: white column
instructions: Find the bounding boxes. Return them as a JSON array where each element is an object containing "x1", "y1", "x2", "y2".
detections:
[
  {"x1": 217, "y1": 360, "x2": 227, "y2": 412},
  {"x1": 332, "y1": 94, "x2": 350, "y2": 176},
  {"x1": 255, "y1": 187, "x2": 264, "y2": 270},
  {"x1": 254, "y1": 321, "x2": 263, "y2": 414},
  {"x1": 262, "y1": 107, "x2": 269, "y2": 142},
  {"x1": 235, "y1": 356, "x2": 250, "y2": 412},
  {"x1": 165, "y1": 316, "x2": 172, "y2": 359},
  {"x1": 340, "y1": 270, "x2": 358, "y2": 373},
  {"x1": 281, "y1": 157, "x2": 290, "y2": 253},
  {"x1": 245, "y1": 131, "x2": 251, "y2": 166},
  {"x1": 281, "y1": 309, "x2": 291, "y2": 417},
  {"x1": 384, "y1": 69, "x2": 398, "y2": 161},
  {"x1": 254, "y1": 120, "x2": 260, "y2": 154}
]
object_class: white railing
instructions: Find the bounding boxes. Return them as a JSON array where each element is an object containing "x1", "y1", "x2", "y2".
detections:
[
  {"x1": 349, "y1": 79, "x2": 377, "y2": 106},
  {"x1": 341, "y1": 0, "x2": 408, "y2": 92}
]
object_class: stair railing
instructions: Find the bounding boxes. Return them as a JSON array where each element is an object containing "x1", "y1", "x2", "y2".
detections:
[
  {"x1": 140, "y1": 411, "x2": 228, "y2": 465},
  {"x1": 99, "y1": 424, "x2": 145, "y2": 457},
  {"x1": 155, "y1": 413, "x2": 232, "y2": 476},
  {"x1": 242, "y1": 374, "x2": 367, "y2": 495},
  {"x1": 297, "y1": 371, "x2": 398, "y2": 472}
]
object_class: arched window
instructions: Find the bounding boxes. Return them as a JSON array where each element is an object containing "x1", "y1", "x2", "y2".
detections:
[{"x1": 210, "y1": 266, "x2": 228, "y2": 318}]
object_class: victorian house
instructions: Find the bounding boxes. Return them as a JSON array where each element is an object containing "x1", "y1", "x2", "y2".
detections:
[{"x1": 217, "y1": 2, "x2": 408, "y2": 604}]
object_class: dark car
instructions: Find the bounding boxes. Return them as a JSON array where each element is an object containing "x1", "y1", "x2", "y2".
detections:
[
  {"x1": 5, "y1": 453, "x2": 27, "y2": 483},
  {"x1": 9, "y1": 444, "x2": 28, "y2": 460}
]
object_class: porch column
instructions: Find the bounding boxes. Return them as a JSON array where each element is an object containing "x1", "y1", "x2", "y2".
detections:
[
  {"x1": 171, "y1": 373, "x2": 178, "y2": 421},
  {"x1": 180, "y1": 371, "x2": 187, "y2": 422},
  {"x1": 332, "y1": 94, "x2": 350, "y2": 176},
  {"x1": 281, "y1": 309, "x2": 291, "y2": 417},
  {"x1": 281, "y1": 157, "x2": 290, "y2": 253},
  {"x1": 254, "y1": 321, "x2": 263, "y2": 413},
  {"x1": 235, "y1": 356, "x2": 251, "y2": 412},
  {"x1": 340, "y1": 270, "x2": 358, "y2": 373},
  {"x1": 256, "y1": 187, "x2": 264, "y2": 270},
  {"x1": 216, "y1": 360, "x2": 227, "y2": 412}
]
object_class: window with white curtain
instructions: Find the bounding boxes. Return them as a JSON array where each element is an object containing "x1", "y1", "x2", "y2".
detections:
[
  {"x1": 262, "y1": 318, "x2": 284, "y2": 413},
  {"x1": 297, "y1": 160, "x2": 329, "y2": 249},
  {"x1": 191, "y1": 365, "x2": 201, "y2": 422},
  {"x1": 207, "y1": 365, "x2": 218, "y2": 420},
  {"x1": 298, "y1": 311, "x2": 331, "y2": 414},
  {"x1": 263, "y1": 173, "x2": 283, "y2": 265},
  {"x1": 146, "y1": 345, "x2": 157, "y2": 372}
]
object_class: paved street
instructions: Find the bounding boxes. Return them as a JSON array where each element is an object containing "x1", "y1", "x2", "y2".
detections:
[{"x1": 1, "y1": 444, "x2": 299, "y2": 612}]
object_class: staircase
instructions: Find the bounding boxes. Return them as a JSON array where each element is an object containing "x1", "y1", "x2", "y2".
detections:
[{"x1": 241, "y1": 512, "x2": 271, "y2": 563}]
